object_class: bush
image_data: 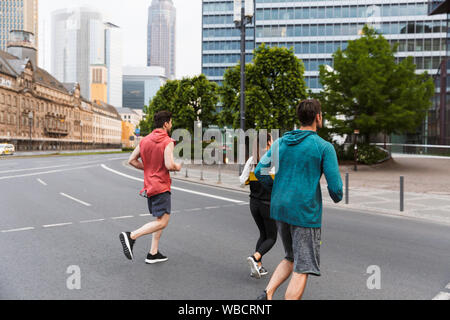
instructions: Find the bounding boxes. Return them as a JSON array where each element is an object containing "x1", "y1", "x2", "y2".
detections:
[{"x1": 333, "y1": 144, "x2": 389, "y2": 165}]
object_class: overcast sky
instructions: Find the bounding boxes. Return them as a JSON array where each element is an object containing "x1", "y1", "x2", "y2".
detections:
[{"x1": 38, "y1": 0, "x2": 202, "y2": 79}]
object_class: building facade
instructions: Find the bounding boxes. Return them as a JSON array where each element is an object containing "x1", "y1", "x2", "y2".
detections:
[
  {"x1": 0, "y1": 0, "x2": 38, "y2": 56},
  {"x1": 147, "y1": 0, "x2": 177, "y2": 79},
  {"x1": 51, "y1": 7, "x2": 106, "y2": 100},
  {"x1": 105, "y1": 22, "x2": 123, "y2": 108},
  {"x1": 122, "y1": 66, "x2": 167, "y2": 110},
  {"x1": 0, "y1": 32, "x2": 122, "y2": 151},
  {"x1": 202, "y1": 0, "x2": 449, "y2": 144}
]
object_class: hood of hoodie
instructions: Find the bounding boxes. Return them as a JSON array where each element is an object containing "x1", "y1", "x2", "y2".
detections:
[
  {"x1": 150, "y1": 129, "x2": 170, "y2": 143},
  {"x1": 283, "y1": 130, "x2": 317, "y2": 146}
]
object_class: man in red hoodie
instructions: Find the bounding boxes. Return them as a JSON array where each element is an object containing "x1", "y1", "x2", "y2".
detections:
[{"x1": 120, "y1": 111, "x2": 182, "y2": 264}]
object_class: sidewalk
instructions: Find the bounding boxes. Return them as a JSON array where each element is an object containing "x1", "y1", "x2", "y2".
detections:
[{"x1": 171, "y1": 159, "x2": 450, "y2": 225}]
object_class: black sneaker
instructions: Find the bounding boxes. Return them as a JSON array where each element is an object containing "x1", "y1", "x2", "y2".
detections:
[
  {"x1": 256, "y1": 290, "x2": 268, "y2": 300},
  {"x1": 247, "y1": 256, "x2": 261, "y2": 279},
  {"x1": 119, "y1": 232, "x2": 135, "y2": 260},
  {"x1": 145, "y1": 252, "x2": 168, "y2": 264}
]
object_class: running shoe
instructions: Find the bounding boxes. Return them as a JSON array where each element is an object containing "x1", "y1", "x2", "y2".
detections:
[
  {"x1": 259, "y1": 266, "x2": 269, "y2": 276},
  {"x1": 247, "y1": 256, "x2": 261, "y2": 279},
  {"x1": 256, "y1": 290, "x2": 268, "y2": 300},
  {"x1": 119, "y1": 232, "x2": 135, "y2": 260},
  {"x1": 145, "y1": 252, "x2": 168, "y2": 264}
]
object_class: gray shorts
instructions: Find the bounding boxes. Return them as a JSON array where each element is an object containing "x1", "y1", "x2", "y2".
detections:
[
  {"x1": 277, "y1": 221, "x2": 322, "y2": 276},
  {"x1": 147, "y1": 192, "x2": 171, "y2": 218}
]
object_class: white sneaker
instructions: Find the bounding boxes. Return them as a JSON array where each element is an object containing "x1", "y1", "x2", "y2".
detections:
[{"x1": 247, "y1": 256, "x2": 261, "y2": 279}]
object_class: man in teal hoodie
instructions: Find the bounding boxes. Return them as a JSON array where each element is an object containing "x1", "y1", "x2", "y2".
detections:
[{"x1": 254, "y1": 99, "x2": 343, "y2": 300}]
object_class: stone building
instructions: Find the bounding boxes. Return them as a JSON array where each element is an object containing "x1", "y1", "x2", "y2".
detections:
[{"x1": 0, "y1": 30, "x2": 121, "y2": 151}]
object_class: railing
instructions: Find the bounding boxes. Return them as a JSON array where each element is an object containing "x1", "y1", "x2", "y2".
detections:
[{"x1": 372, "y1": 143, "x2": 450, "y2": 157}]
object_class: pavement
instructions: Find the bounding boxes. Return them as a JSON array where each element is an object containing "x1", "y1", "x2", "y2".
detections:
[
  {"x1": 173, "y1": 156, "x2": 450, "y2": 225},
  {"x1": 0, "y1": 153, "x2": 449, "y2": 300}
]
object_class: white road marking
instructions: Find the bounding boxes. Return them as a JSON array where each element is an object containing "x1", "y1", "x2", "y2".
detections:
[
  {"x1": 432, "y1": 292, "x2": 450, "y2": 300},
  {"x1": 0, "y1": 164, "x2": 99, "y2": 180},
  {"x1": 80, "y1": 219, "x2": 105, "y2": 224},
  {"x1": 60, "y1": 193, "x2": 92, "y2": 207},
  {"x1": 101, "y1": 164, "x2": 244, "y2": 204},
  {"x1": 43, "y1": 222, "x2": 73, "y2": 228},
  {"x1": 37, "y1": 178, "x2": 47, "y2": 186},
  {"x1": 205, "y1": 206, "x2": 220, "y2": 210},
  {"x1": 1, "y1": 227, "x2": 35, "y2": 233},
  {"x1": 111, "y1": 215, "x2": 134, "y2": 220},
  {"x1": 172, "y1": 210, "x2": 180, "y2": 213},
  {"x1": 446, "y1": 283, "x2": 450, "y2": 290},
  {"x1": 139, "y1": 214, "x2": 151, "y2": 217},
  {"x1": 186, "y1": 208, "x2": 202, "y2": 212},
  {"x1": 0, "y1": 164, "x2": 69, "y2": 174}
]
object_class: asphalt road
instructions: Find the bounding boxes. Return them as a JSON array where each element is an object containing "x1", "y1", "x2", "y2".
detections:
[{"x1": 0, "y1": 154, "x2": 449, "y2": 300}]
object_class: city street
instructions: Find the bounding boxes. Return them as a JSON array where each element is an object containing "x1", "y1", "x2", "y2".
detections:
[{"x1": 0, "y1": 154, "x2": 449, "y2": 300}]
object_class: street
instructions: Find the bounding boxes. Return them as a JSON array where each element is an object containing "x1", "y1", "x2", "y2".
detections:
[{"x1": 0, "y1": 154, "x2": 449, "y2": 300}]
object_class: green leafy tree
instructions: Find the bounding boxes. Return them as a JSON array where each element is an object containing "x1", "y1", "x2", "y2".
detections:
[
  {"x1": 318, "y1": 25, "x2": 434, "y2": 143},
  {"x1": 139, "y1": 75, "x2": 219, "y2": 134},
  {"x1": 219, "y1": 44, "x2": 307, "y2": 130}
]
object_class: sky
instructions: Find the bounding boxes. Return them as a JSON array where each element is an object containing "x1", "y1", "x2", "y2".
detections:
[{"x1": 38, "y1": 0, "x2": 202, "y2": 79}]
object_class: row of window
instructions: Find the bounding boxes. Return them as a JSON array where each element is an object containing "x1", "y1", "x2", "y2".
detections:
[
  {"x1": 203, "y1": 27, "x2": 255, "y2": 38},
  {"x1": 204, "y1": 3, "x2": 430, "y2": 20},
  {"x1": 253, "y1": 21, "x2": 447, "y2": 39},
  {"x1": 203, "y1": 40, "x2": 255, "y2": 51},
  {"x1": 203, "y1": 53, "x2": 253, "y2": 64},
  {"x1": 203, "y1": 37, "x2": 447, "y2": 55}
]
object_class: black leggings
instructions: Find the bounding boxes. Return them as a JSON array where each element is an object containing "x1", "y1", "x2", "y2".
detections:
[{"x1": 250, "y1": 198, "x2": 277, "y2": 258}]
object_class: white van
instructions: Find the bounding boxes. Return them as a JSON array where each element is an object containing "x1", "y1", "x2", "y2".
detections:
[{"x1": 0, "y1": 143, "x2": 15, "y2": 155}]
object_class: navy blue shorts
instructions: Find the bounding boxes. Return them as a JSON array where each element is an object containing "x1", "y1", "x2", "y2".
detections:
[{"x1": 147, "y1": 192, "x2": 171, "y2": 218}]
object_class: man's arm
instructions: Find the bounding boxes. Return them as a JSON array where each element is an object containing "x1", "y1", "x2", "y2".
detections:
[
  {"x1": 164, "y1": 142, "x2": 182, "y2": 172},
  {"x1": 323, "y1": 143, "x2": 343, "y2": 203},
  {"x1": 128, "y1": 145, "x2": 144, "y2": 171}
]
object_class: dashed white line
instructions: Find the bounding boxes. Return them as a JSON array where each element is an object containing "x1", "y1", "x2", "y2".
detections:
[
  {"x1": 446, "y1": 283, "x2": 450, "y2": 290},
  {"x1": 111, "y1": 216, "x2": 134, "y2": 220},
  {"x1": 43, "y1": 222, "x2": 73, "y2": 228},
  {"x1": 186, "y1": 208, "x2": 202, "y2": 212},
  {"x1": 60, "y1": 193, "x2": 92, "y2": 207},
  {"x1": 37, "y1": 178, "x2": 47, "y2": 186},
  {"x1": 1, "y1": 227, "x2": 35, "y2": 233},
  {"x1": 80, "y1": 219, "x2": 105, "y2": 224},
  {"x1": 432, "y1": 292, "x2": 450, "y2": 300},
  {"x1": 139, "y1": 214, "x2": 151, "y2": 217},
  {"x1": 205, "y1": 206, "x2": 220, "y2": 210}
]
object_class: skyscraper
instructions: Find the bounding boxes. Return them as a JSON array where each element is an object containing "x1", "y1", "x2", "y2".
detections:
[
  {"x1": 105, "y1": 22, "x2": 123, "y2": 108},
  {"x1": 51, "y1": 7, "x2": 105, "y2": 99},
  {"x1": 147, "y1": 0, "x2": 176, "y2": 79},
  {"x1": 0, "y1": 0, "x2": 39, "y2": 54}
]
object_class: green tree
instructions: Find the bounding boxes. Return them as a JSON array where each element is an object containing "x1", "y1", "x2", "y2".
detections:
[
  {"x1": 219, "y1": 44, "x2": 307, "y2": 130},
  {"x1": 139, "y1": 75, "x2": 219, "y2": 134},
  {"x1": 318, "y1": 25, "x2": 434, "y2": 143}
]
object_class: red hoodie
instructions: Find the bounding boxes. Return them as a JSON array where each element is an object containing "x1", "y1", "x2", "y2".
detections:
[{"x1": 140, "y1": 129, "x2": 175, "y2": 198}]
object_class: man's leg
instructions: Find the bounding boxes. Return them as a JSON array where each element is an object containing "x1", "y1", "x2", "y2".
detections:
[
  {"x1": 150, "y1": 229, "x2": 163, "y2": 255},
  {"x1": 285, "y1": 273, "x2": 309, "y2": 300},
  {"x1": 265, "y1": 259, "x2": 294, "y2": 300},
  {"x1": 131, "y1": 214, "x2": 170, "y2": 240}
]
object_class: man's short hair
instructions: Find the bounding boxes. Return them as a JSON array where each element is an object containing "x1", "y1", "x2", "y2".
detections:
[
  {"x1": 154, "y1": 111, "x2": 172, "y2": 129},
  {"x1": 297, "y1": 99, "x2": 322, "y2": 126}
]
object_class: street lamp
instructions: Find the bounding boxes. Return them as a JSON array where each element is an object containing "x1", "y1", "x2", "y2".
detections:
[
  {"x1": 28, "y1": 111, "x2": 33, "y2": 151},
  {"x1": 234, "y1": 0, "x2": 254, "y2": 174},
  {"x1": 80, "y1": 122, "x2": 83, "y2": 151}
]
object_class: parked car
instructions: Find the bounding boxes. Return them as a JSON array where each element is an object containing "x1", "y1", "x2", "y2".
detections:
[{"x1": 0, "y1": 143, "x2": 15, "y2": 156}]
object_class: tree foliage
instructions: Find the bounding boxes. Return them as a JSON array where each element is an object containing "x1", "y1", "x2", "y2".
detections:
[
  {"x1": 139, "y1": 74, "x2": 219, "y2": 135},
  {"x1": 317, "y1": 25, "x2": 434, "y2": 142},
  {"x1": 219, "y1": 44, "x2": 307, "y2": 130}
]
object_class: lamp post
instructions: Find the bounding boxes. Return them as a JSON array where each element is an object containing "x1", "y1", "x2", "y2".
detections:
[
  {"x1": 28, "y1": 111, "x2": 33, "y2": 151},
  {"x1": 80, "y1": 122, "x2": 83, "y2": 151},
  {"x1": 234, "y1": 0, "x2": 254, "y2": 174}
]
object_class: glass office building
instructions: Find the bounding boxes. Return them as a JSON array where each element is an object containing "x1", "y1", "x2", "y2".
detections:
[
  {"x1": 122, "y1": 66, "x2": 167, "y2": 110},
  {"x1": 202, "y1": 0, "x2": 448, "y2": 143},
  {"x1": 0, "y1": 0, "x2": 38, "y2": 53}
]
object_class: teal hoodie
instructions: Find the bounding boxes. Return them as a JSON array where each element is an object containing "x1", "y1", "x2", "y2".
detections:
[{"x1": 254, "y1": 130, "x2": 343, "y2": 228}]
